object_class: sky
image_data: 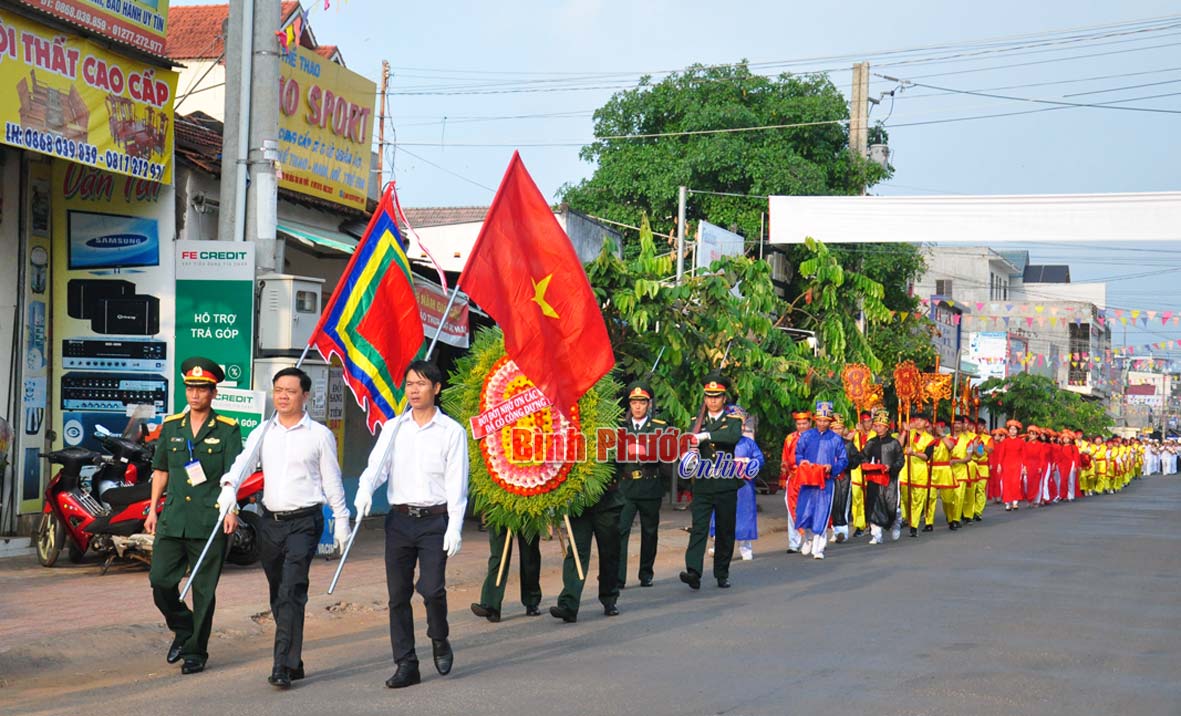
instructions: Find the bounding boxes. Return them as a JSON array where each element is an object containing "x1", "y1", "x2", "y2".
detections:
[{"x1": 174, "y1": 0, "x2": 1181, "y2": 356}]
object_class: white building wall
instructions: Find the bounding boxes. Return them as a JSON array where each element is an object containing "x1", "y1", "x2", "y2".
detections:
[
  {"x1": 1015, "y1": 281, "x2": 1106, "y2": 308},
  {"x1": 174, "y1": 60, "x2": 227, "y2": 120}
]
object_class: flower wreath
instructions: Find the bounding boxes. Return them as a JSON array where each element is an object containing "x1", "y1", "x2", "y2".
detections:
[{"x1": 442, "y1": 327, "x2": 621, "y2": 540}]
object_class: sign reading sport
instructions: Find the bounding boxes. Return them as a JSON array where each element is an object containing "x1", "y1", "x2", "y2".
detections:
[{"x1": 277, "y1": 45, "x2": 375, "y2": 211}]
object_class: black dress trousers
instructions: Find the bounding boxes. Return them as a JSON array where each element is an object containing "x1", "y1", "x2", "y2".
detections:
[{"x1": 384, "y1": 511, "x2": 449, "y2": 664}]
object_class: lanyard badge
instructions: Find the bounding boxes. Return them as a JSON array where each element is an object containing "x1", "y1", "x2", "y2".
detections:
[{"x1": 185, "y1": 439, "x2": 208, "y2": 486}]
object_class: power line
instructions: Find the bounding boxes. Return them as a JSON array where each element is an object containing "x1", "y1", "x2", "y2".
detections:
[
  {"x1": 878, "y1": 74, "x2": 1181, "y2": 115},
  {"x1": 393, "y1": 145, "x2": 497, "y2": 193},
  {"x1": 389, "y1": 19, "x2": 1181, "y2": 95},
  {"x1": 388, "y1": 14, "x2": 1181, "y2": 84},
  {"x1": 904, "y1": 40, "x2": 1181, "y2": 81},
  {"x1": 895, "y1": 66, "x2": 1181, "y2": 100},
  {"x1": 1064, "y1": 77, "x2": 1181, "y2": 97}
]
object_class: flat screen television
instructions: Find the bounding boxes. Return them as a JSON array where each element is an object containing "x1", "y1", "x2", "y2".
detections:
[{"x1": 67, "y1": 210, "x2": 159, "y2": 270}]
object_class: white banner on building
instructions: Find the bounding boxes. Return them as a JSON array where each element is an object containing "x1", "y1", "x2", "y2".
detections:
[{"x1": 769, "y1": 192, "x2": 1181, "y2": 244}]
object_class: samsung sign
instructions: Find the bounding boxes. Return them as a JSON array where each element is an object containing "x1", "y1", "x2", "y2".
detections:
[{"x1": 88, "y1": 234, "x2": 150, "y2": 248}]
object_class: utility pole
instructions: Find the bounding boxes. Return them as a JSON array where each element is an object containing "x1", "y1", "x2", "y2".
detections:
[
  {"x1": 676, "y1": 185, "x2": 687, "y2": 283},
  {"x1": 217, "y1": 7, "x2": 250, "y2": 247},
  {"x1": 849, "y1": 62, "x2": 870, "y2": 163},
  {"x1": 245, "y1": 0, "x2": 281, "y2": 273},
  {"x1": 376, "y1": 60, "x2": 390, "y2": 191},
  {"x1": 850, "y1": 62, "x2": 870, "y2": 332}
]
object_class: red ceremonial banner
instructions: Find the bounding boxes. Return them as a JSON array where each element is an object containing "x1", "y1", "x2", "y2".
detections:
[{"x1": 470, "y1": 386, "x2": 551, "y2": 440}]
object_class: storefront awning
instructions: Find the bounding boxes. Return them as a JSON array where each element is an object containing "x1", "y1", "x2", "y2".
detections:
[{"x1": 277, "y1": 220, "x2": 359, "y2": 254}]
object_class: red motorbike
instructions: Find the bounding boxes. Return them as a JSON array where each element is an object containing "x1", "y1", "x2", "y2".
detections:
[{"x1": 35, "y1": 418, "x2": 264, "y2": 572}]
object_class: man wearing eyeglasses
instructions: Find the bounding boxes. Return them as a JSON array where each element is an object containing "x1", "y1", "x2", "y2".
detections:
[{"x1": 220, "y1": 367, "x2": 350, "y2": 689}]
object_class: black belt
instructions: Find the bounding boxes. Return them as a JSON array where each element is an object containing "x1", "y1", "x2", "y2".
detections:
[
  {"x1": 264, "y1": 505, "x2": 321, "y2": 521},
  {"x1": 391, "y1": 504, "x2": 448, "y2": 518}
]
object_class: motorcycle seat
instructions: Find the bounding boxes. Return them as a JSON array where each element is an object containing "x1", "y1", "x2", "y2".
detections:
[{"x1": 101, "y1": 482, "x2": 152, "y2": 508}]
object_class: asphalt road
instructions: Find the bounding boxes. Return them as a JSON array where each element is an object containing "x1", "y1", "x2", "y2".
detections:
[{"x1": 3, "y1": 477, "x2": 1180, "y2": 716}]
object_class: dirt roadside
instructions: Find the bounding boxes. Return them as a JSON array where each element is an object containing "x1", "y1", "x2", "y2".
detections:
[{"x1": 0, "y1": 496, "x2": 790, "y2": 694}]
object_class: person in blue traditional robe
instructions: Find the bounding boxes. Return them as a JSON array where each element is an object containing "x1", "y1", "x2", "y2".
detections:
[
  {"x1": 709, "y1": 406, "x2": 764, "y2": 560},
  {"x1": 794, "y1": 401, "x2": 849, "y2": 560}
]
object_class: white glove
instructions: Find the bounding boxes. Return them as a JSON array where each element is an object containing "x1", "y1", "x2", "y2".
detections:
[
  {"x1": 442, "y1": 527, "x2": 462, "y2": 558},
  {"x1": 693, "y1": 432, "x2": 710, "y2": 443},
  {"x1": 354, "y1": 490, "x2": 372, "y2": 518},
  {"x1": 333, "y1": 519, "x2": 351, "y2": 552},
  {"x1": 217, "y1": 484, "x2": 238, "y2": 520}
]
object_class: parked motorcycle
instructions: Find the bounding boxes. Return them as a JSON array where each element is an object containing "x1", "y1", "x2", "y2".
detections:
[{"x1": 35, "y1": 417, "x2": 264, "y2": 572}]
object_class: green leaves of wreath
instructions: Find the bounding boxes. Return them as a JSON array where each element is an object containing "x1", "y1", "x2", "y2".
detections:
[{"x1": 443, "y1": 327, "x2": 622, "y2": 541}]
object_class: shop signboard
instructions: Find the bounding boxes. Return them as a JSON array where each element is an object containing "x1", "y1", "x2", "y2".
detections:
[
  {"x1": 14, "y1": 0, "x2": 169, "y2": 56},
  {"x1": 414, "y1": 281, "x2": 469, "y2": 349},
  {"x1": 0, "y1": 9, "x2": 176, "y2": 183},
  {"x1": 174, "y1": 240, "x2": 255, "y2": 410},
  {"x1": 211, "y1": 388, "x2": 266, "y2": 438},
  {"x1": 277, "y1": 45, "x2": 374, "y2": 210},
  {"x1": 49, "y1": 160, "x2": 174, "y2": 473}
]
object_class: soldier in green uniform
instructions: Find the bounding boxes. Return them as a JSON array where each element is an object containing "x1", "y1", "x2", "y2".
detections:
[
  {"x1": 550, "y1": 447, "x2": 625, "y2": 623},
  {"x1": 680, "y1": 372, "x2": 743, "y2": 590},
  {"x1": 144, "y1": 357, "x2": 243, "y2": 674},
  {"x1": 470, "y1": 524, "x2": 542, "y2": 622},
  {"x1": 616, "y1": 381, "x2": 667, "y2": 589}
]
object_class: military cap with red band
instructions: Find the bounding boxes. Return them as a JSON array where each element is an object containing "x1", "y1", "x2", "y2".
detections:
[{"x1": 181, "y1": 356, "x2": 225, "y2": 387}]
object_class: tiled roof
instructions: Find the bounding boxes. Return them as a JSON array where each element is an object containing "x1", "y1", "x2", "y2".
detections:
[
  {"x1": 400, "y1": 207, "x2": 490, "y2": 229},
  {"x1": 1024, "y1": 265, "x2": 1072, "y2": 283},
  {"x1": 315, "y1": 45, "x2": 341, "y2": 61},
  {"x1": 166, "y1": 2, "x2": 301, "y2": 59}
]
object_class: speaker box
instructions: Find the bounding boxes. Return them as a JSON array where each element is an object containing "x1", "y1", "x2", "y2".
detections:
[
  {"x1": 90, "y1": 295, "x2": 160, "y2": 335},
  {"x1": 67, "y1": 279, "x2": 135, "y2": 319}
]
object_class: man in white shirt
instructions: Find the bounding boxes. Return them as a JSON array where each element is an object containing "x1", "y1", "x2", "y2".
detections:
[
  {"x1": 220, "y1": 367, "x2": 350, "y2": 689},
  {"x1": 354, "y1": 360, "x2": 469, "y2": 689}
]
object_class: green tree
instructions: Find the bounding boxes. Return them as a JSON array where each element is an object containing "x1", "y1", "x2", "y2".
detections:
[
  {"x1": 978, "y1": 373, "x2": 1112, "y2": 435},
  {"x1": 560, "y1": 62, "x2": 889, "y2": 253},
  {"x1": 562, "y1": 60, "x2": 929, "y2": 372},
  {"x1": 586, "y1": 220, "x2": 893, "y2": 453}
]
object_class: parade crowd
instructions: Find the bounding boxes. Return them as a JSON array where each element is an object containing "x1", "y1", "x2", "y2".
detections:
[{"x1": 144, "y1": 358, "x2": 1171, "y2": 690}]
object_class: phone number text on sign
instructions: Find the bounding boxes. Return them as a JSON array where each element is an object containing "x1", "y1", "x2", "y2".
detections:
[{"x1": 4, "y1": 123, "x2": 164, "y2": 180}]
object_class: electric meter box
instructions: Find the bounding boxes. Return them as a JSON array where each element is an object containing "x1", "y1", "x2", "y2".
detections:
[{"x1": 257, "y1": 273, "x2": 324, "y2": 354}]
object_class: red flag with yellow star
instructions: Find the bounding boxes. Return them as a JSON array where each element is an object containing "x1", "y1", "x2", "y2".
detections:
[{"x1": 459, "y1": 151, "x2": 614, "y2": 415}]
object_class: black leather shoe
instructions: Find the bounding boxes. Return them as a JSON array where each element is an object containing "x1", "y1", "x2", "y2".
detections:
[
  {"x1": 268, "y1": 666, "x2": 291, "y2": 689},
  {"x1": 432, "y1": 639, "x2": 453, "y2": 676},
  {"x1": 385, "y1": 661, "x2": 421, "y2": 688},
  {"x1": 973, "y1": 515, "x2": 982, "y2": 522},
  {"x1": 909, "y1": 527, "x2": 918, "y2": 538},
  {"x1": 949, "y1": 521, "x2": 959, "y2": 531},
  {"x1": 550, "y1": 605, "x2": 578, "y2": 623},
  {"x1": 853, "y1": 528, "x2": 864, "y2": 537},
  {"x1": 617, "y1": 581, "x2": 626, "y2": 590},
  {"x1": 290, "y1": 662, "x2": 305, "y2": 681},
  {"x1": 717, "y1": 577, "x2": 731, "y2": 589},
  {"x1": 639, "y1": 578, "x2": 653, "y2": 587},
  {"x1": 786, "y1": 548, "x2": 798, "y2": 554},
  {"x1": 166, "y1": 639, "x2": 184, "y2": 664},
  {"x1": 181, "y1": 658, "x2": 205, "y2": 675},
  {"x1": 922, "y1": 525, "x2": 934, "y2": 533},
  {"x1": 525, "y1": 605, "x2": 541, "y2": 616},
  {"x1": 470, "y1": 602, "x2": 501, "y2": 623},
  {"x1": 603, "y1": 603, "x2": 620, "y2": 617},
  {"x1": 679, "y1": 570, "x2": 701, "y2": 590}
]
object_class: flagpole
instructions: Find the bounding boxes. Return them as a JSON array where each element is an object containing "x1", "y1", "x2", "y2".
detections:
[{"x1": 425, "y1": 284, "x2": 463, "y2": 361}]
